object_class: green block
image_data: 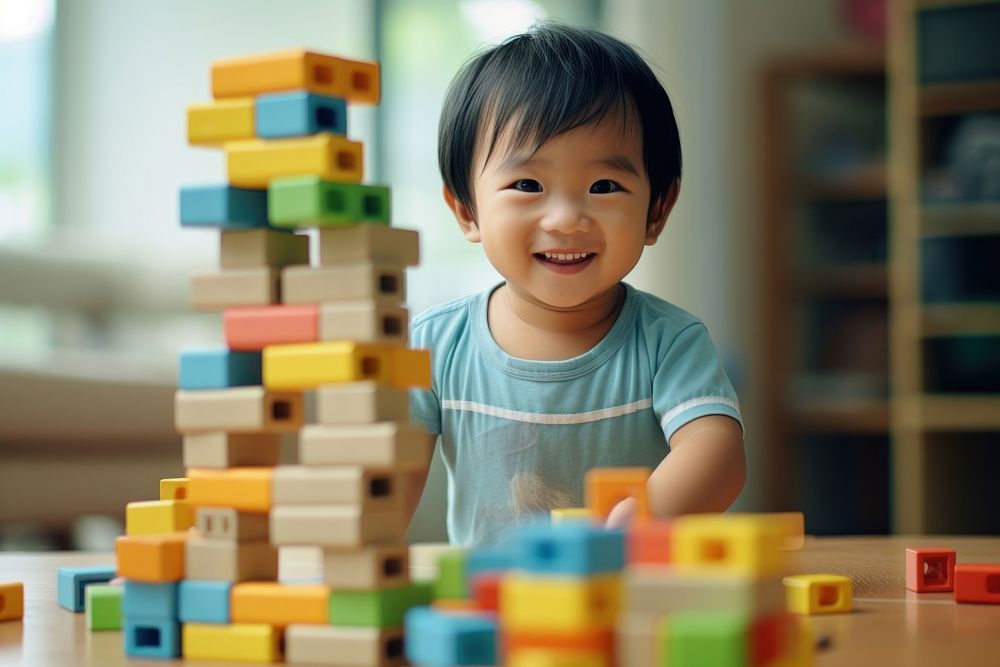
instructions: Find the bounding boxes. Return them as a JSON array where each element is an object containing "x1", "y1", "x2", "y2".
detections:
[
  {"x1": 85, "y1": 584, "x2": 123, "y2": 631},
  {"x1": 433, "y1": 550, "x2": 468, "y2": 600},
  {"x1": 329, "y1": 581, "x2": 432, "y2": 629},
  {"x1": 269, "y1": 176, "x2": 391, "y2": 228},
  {"x1": 664, "y1": 611, "x2": 749, "y2": 667}
]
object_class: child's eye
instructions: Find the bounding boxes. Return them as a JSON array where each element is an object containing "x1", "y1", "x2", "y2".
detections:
[
  {"x1": 590, "y1": 179, "x2": 623, "y2": 194},
  {"x1": 510, "y1": 179, "x2": 542, "y2": 193}
]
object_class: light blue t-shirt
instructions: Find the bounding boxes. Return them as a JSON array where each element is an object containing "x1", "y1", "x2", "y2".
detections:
[{"x1": 409, "y1": 281, "x2": 743, "y2": 546}]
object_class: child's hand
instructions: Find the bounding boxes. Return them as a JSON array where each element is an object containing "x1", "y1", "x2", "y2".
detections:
[{"x1": 604, "y1": 496, "x2": 637, "y2": 530}]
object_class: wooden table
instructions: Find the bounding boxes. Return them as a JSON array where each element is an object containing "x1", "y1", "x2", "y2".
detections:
[{"x1": 1, "y1": 537, "x2": 998, "y2": 666}]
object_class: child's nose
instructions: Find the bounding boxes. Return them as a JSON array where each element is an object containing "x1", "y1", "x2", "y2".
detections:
[{"x1": 539, "y1": 202, "x2": 591, "y2": 234}]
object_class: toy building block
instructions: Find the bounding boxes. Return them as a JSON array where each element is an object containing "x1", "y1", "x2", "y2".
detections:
[
  {"x1": 434, "y1": 551, "x2": 468, "y2": 600},
  {"x1": 954, "y1": 563, "x2": 1000, "y2": 604},
  {"x1": 263, "y1": 340, "x2": 392, "y2": 390},
  {"x1": 178, "y1": 580, "x2": 231, "y2": 624},
  {"x1": 272, "y1": 465, "x2": 401, "y2": 508},
  {"x1": 0, "y1": 581, "x2": 24, "y2": 622},
  {"x1": 671, "y1": 513, "x2": 787, "y2": 578},
  {"x1": 616, "y1": 611, "x2": 661, "y2": 667},
  {"x1": 125, "y1": 499, "x2": 195, "y2": 536},
  {"x1": 433, "y1": 597, "x2": 477, "y2": 612},
  {"x1": 182, "y1": 431, "x2": 283, "y2": 468},
  {"x1": 503, "y1": 627, "x2": 615, "y2": 656},
  {"x1": 179, "y1": 184, "x2": 268, "y2": 228},
  {"x1": 211, "y1": 49, "x2": 380, "y2": 104},
  {"x1": 624, "y1": 565, "x2": 786, "y2": 616},
  {"x1": 196, "y1": 506, "x2": 270, "y2": 542},
  {"x1": 225, "y1": 304, "x2": 318, "y2": 350},
  {"x1": 905, "y1": 547, "x2": 956, "y2": 592},
  {"x1": 584, "y1": 467, "x2": 651, "y2": 522},
  {"x1": 329, "y1": 581, "x2": 433, "y2": 629},
  {"x1": 768, "y1": 511, "x2": 806, "y2": 550},
  {"x1": 409, "y1": 543, "x2": 466, "y2": 583},
  {"x1": 471, "y1": 574, "x2": 500, "y2": 612},
  {"x1": 507, "y1": 648, "x2": 609, "y2": 667},
  {"x1": 187, "y1": 467, "x2": 273, "y2": 513},
  {"x1": 226, "y1": 133, "x2": 363, "y2": 188},
  {"x1": 627, "y1": 517, "x2": 672, "y2": 565},
  {"x1": 231, "y1": 582, "x2": 330, "y2": 627},
  {"x1": 298, "y1": 421, "x2": 432, "y2": 469},
  {"x1": 220, "y1": 228, "x2": 309, "y2": 269},
  {"x1": 84, "y1": 583, "x2": 121, "y2": 631},
  {"x1": 501, "y1": 573, "x2": 622, "y2": 634},
  {"x1": 178, "y1": 347, "x2": 262, "y2": 390},
  {"x1": 319, "y1": 301, "x2": 409, "y2": 346},
  {"x1": 285, "y1": 625, "x2": 405, "y2": 667},
  {"x1": 174, "y1": 386, "x2": 304, "y2": 434},
  {"x1": 269, "y1": 176, "x2": 390, "y2": 227},
  {"x1": 390, "y1": 346, "x2": 432, "y2": 389},
  {"x1": 464, "y1": 546, "x2": 515, "y2": 586},
  {"x1": 750, "y1": 612, "x2": 790, "y2": 666},
  {"x1": 184, "y1": 537, "x2": 278, "y2": 582},
  {"x1": 269, "y1": 504, "x2": 406, "y2": 548},
  {"x1": 317, "y1": 224, "x2": 419, "y2": 267},
  {"x1": 187, "y1": 97, "x2": 255, "y2": 146},
  {"x1": 282, "y1": 261, "x2": 406, "y2": 305},
  {"x1": 182, "y1": 622, "x2": 281, "y2": 663},
  {"x1": 57, "y1": 565, "x2": 116, "y2": 612},
  {"x1": 124, "y1": 615, "x2": 181, "y2": 659},
  {"x1": 123, "y1": 581, "x2": 179, "y2": 619},
  {"x1": 256, "y1": 91, "x2": 348, "y2": 139},
  {"x1": 511, "y1": 521, "x2": 625, "y2": 576},
  {"x1": 115, "y1": 533, "x2": 187, "y2": 583},
  {"x1": 404, "y1": 606, "x2": 497, "y2": 667},
  {"x1": 664, "y1": 611, "x2": 750, "y2": 667},
  {"x1": 190, "y1": 267, "x2": 280, "y2": 310},
  {"x1": 551, "y1": 508, "x2": 591, "y2": 524},
  {"x1": 159, "y1": 477, "x2": 189, "y2": 501},
  {"x1": 315, "y1": 381, "x2": 410, "y2": 424},
  {"x1": 321, "y1": 544, "x2": 410, "y2": 590},
  {"x1": 783, "y1": 574, "x2": 852, "y2": 614}
]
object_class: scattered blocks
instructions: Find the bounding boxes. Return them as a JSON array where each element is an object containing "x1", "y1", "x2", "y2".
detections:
[
  {"x1": 906, "y1": 547, "x2": 956, "y2": 593},
  {"x1": 178, "y1": 580, "x2": 231, "y2": 624},
  {"x1": 269, "y1": 177, "x2": 390, "y2": 228},
  {"x1": 0, "y1": 581, "x2": 24, "y2": 622},
  {"x1": 256, "y1": 91, "x2": 348, "y2": 139},
  {"x1": 182, "y1": 622, "x2": 281, "y2": 663},
  {"x1": 57, "y1": 565, "x2": 116, "y2": 612},
  {"x1": 84, "y1": 583, "x2": 122, "y2": 631},
  {"x1": 124, "y1": 615, "x2": 181, "y2": 659},
  {"x1": 115, "y1": 533, "x2": 187, "y2": 583},
  {"x1": 783, "y1": 574, "x2": 853, "y2": 614},
  {"x1": 404, "y1": 606, "x2": 498, "y2": 667},
  {"x1": 585, "y1": 467, "x2": 651, "y2": 522},
  {"x1": 954, "y1": 563, "x2": 1000, "y2": 604},
  {"x1": 179, "y1": 184, "x2": 268, "y2": 228}
]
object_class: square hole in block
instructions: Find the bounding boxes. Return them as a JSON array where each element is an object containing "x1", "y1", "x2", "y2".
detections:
[
  {"x1": 987, "y1": 574, "x2": 1000, "y2": 594},
  {"x1": 203, "y1": 516, "x2": 213, "y2": 533},
  {"x1": 382, "y1": 316, "x2": 403, "y2": 336},
  {"x1": 315, "y1": 106, "x2": 338, "y2": 130},
  {"x1": 272, "y1": 400, "x2": 294, "y2": 421},
  {"x1": 457, "y1": 634, "x2": 492, "y2": 659},
  {"x1": 383, "y1": 557, "x2": 403, "y2": 577},
  {"x1": 174, "y1": 487, "x2": 187, "y2": 500},
  {"x1": 370, "y1": 476, "x2": 393, "y2": 498},
  {"x1": 221, "y1": 517, "x2": 230, "y2": 535},
  {"x1": 336, "y1": 151, "x2": 356, "y2": 170},
  {"x1": 699, "y1": 538, "x2": 728, "y2": 563},
  {"x1": 817, "y1": 584, "x2": 840, "y2": 606},
  {"x1": 362, "y1": 195, "x2": 383, "y2": 217},
  {"x1": 924, "y1": 557, "x2": 949, "y2": 584},
  {"x1": 379, "y1": 274, "x2": 399, "y2": 295},
  {"x1": 326, "y1": 189, "x2": 346, "y2": 213},
  {"x1": 535, "y1": 539, "x2": 558, "y2": 563},
  {"x1": 361, "y1": 356, "x2": 380, "y2": 376},
  {"x1": 135, "y1": 626, "x2": 162, "y2": 648},
  {"x1": 313, "y1": 65, "x2": 334, "y2": 85},
  {"x1": 386, "y1": 637, "x2": 404, "y2": 658},
  {"x1": 352, "y1": 71, "x2": 371, "y2": 92}
]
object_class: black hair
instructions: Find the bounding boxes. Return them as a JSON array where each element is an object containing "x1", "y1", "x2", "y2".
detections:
[{"x1": 438, "y1": 21, "x2": 681, "y2": 220}]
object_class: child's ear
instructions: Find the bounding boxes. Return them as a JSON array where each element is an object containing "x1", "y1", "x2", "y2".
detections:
[
  {"x1": 645, "y1": 179, "x2": 680, "y2": 245},
  {"x1": 442, "y1": 185, "x2": 481, "y2": 243}
]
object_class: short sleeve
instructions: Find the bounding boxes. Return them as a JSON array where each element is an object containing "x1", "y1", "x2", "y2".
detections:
[
  {"x1": 408, "y1": 317, "x2": 441, "y2": 435},
  {"x1": 653, "y1": 323, "x2": 743, "y2": 445}
]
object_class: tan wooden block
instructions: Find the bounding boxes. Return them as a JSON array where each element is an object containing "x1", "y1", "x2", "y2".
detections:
[
  {"x1": 270, "y1": 504, "x2": 406, "y2": 548},
  {"x1": 273, "y1": 465, "x2": 401, "y2": 508},
  {"x1": 182, "y1": 431, "x2": 283, "y2": 468},
  {"x1": 174, "y1": 387, "x2": 304, "y2": 434},
  {"x1": 616, "y1": 611, "x2": 663, "y2": 667},
  {"x1": 318, "y1": 301, "x2": 408, "y2": 345},
  {"x1": 286, "y1": 625, "x2": 405, "y2": 666},
  {"x1": 408, "y1": 543, "x2": 465, "y2": 583},
  {"x1": 219, "y1": 229, "x2": 309, "y2": 269},
  {"x1": 190, "y1": 267, "x2": 280, "y2": 310},
  {"x1": 321, "y1": 544, "x2": 410, "y2": 590},
  {"x1": 317, "y1": 224, "x2": 419, "y2": 267},
  {"x1": 624, "y1": 565, "x2": 786, "y2": 616},
  {"x1": 315, "y1": 381, "x2": 410, "y2": 424},
  {"x1": 281, "y1": 262, "x2": 405, "y2": 305},
  {"x1": 185, "y1": 536, "x2": 278, "y2": 582},
  {"x1": 196, "y1": 507, "x2": 270, "y2": 543},
  {"x1": 298, "y1": 421, "x2": 431, "y2": 469}
]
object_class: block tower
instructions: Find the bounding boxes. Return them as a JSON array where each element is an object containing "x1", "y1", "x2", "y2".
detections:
[{"x1": 113, "y1": 48, "x2": 433, "y2": 663}]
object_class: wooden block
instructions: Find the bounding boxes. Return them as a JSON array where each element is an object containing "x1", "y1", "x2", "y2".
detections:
[
  {"x1": 229, "y1": 302, "x2": 409, "y2": 348},
  {"x1": 299, "y1": 421, "x2": 431, "y2": 469},
  {"x1": 85, "y1": 583, "x2": 122, "y2": 631},
  {"x1": 507, "y1": 648, "x2": 610, "y2": 667},
  {"x1": 190, "y1": 267, "x2": 280, "y2": 310},
  {"x1": 783, "y1": 574, "x2": 852, "y2": 614},
  {"x1": 671, "y1": 513, "x2": 787, "y2": 579},
  {"x1": 184, "y1": 536, "x2": 278, "y2": 582},
  {"x1": 319, "y1": 301, "x2": 409, "y2": 345},
  {"x1": 226, "y1": 133, "x2": 363, "y2": 188},
  {"x1": 196, "y1": 507, "x2": 270, "y2": 542},
  {"x1": 321, "y1": 545, "x2": 410, "y2": 590},
  {"x1": 616, "y1": 611, "x2": 661, "y2": 667},
  {"x1": 389, "y1": 346, "x2": 431, "y2": 389},
  {"x1": 159, "y1": 478, "x2": 189, "y2": 501},
  {"x1": 179, "y1": 184, "x2": 268, "y2": 229},
  {"x1": 905, "y1": 547, "x2": 956, "y2": 592},
  {"x1": 182, "y1": 622, "x2": 281, "y2": 663},
  {"x1": 187, "y1": 97, "x2": 255, "y2": 146},
  {"x1": 174, "y1": 387, "x2": 304, "y2": 434},
  {"x1": 182, "y1": 431, "x2": 283, "y2": 468},
  {"x1": 409, "y1": 543, "x2": 465, "y2": 583},
  {"x1": 0, "y1": 581, "x2": 24, "y2": 622},
  {"x1": 270, "y1": 504, "x2": 406, "y2": 548},
  {"x1": 317, "y1": 224, "x2": 419, "y2": 267},
  {"x1": 269, "y1": 177, "x2": 390, "y2": 228},
  {"x1": 256, "y1": 92, "x2": 348, "y2": 139},
  {"x1": 315, "y1": 381, "x2": 410, "y2": 424},
  {"x1": 231, "y1": 582, "x2": 330, "y2": 627},
  {"x1": 212, "y1": 49, "x2": 380, "y2": 104},
  {"x1": 273, "y1": 465, "x2": 401, "y2": 508},
  {"x1": 501, "y1": 573, "x2": 621, "y2": 634},
  {"x1": 187, "y1": 467, "x2": 273, "y2": 513},
  {"x1": 220, "y1": 228, "x2": 309, "y2": 269},
  {"x1": 584, "y1": 467, "x2": 651, "y2": 522},
  {"x1": 624, "y1": 565, "x2": 786, "y2": 616},
  {"x1": 955, "y1": 563, "x2": 1000, "y2": 604},
  {"x1": 225, "y1": 304, "x2": 317, "y2": 350},
  {"x1": 330, "y1": 581, "x2": 432, "y2": 629},
  {"x1": 282, "y1": 262, "x2": 406, "y2": 304},
  {"x1": 178, "y1": 347, "x2": 262, "y2": 390},
  {"x1": 263, "y1": 340, "x2": 392, "y2": 390},
  {"x1": 125, "y1": 500, "x2": 195, "y2": 536},
  {"x1": 286, "y1": 625, "x2": 405, "y2": 667},
  {"x1": 115, "y1": 533, "x2": 187, "y2": 583}
]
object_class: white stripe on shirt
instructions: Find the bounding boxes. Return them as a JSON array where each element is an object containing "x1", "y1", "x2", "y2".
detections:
[
  {"x1": 441, "y1": 398, "x2": 653, "y2": 425},
  {"x1": 659, "y1": 396, "x2": 741, "y2": 432}
]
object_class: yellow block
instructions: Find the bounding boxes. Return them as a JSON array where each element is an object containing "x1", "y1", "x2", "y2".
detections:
[
  {"x1": 125, "y1": 500, "x2": 194, "y2": 536},
  {"x1": 783, "y1": 574, "x2": 852, "y2": 615},
  {"x1": 263, "y1": 341, "x2": 392, "y2": 390},
  {"x1": 231, "y1": 582, "x2": 330, "y2": 627},
  {"x1": 187, "y1": 98, "x2": 255, "y2": 146},
  {"x1": 0, "y1": 582, "x2": 24, "y2": 622},
  {"x1": 226, "y1": 133, "x2": 363, "y2": 188},
  {"x1": 389, "y1": 346, "x2": 431, "y2": 389},
  {"x1": 182, "y1": 622, "x2": 281, "y2": 663},
  {"x1": 508, "y1": 648, "x2": 610, "y2": 667},
  {"x1": 501, "y1": 573, "x2": 621, "y2": 634},
  {"x1": 159, "y1": 477, "x2": 189, "y2": 501},
  {"x1": 187, "y1": 467, "x2": 273, "y2": 514},
  {"x1": 551, "y1": 508, "x2": 592, "y2": 524},
  {"x1": 671, "y1": 513, "x2": 787, "y2": 579}
]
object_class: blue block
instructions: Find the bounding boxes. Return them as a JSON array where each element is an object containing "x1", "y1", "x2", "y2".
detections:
[
  {"x1": 178, "y1": 580, "x2": 231, "y2": 624},
  {"x1": 404, "y1": 606, "x2": 497, "y2": 667},
  {"x1": 57, "y1": 565, "x2": 117, "y2": 612},
  {"x1": 179, "y1": 185, "x2": 269, "y2": 228},
  {"x1": 464, "y1": 546, "x2": 514, "y2": 592},
  {"x1": 124, "y1": 615, "x2": 181, "y2": 659},
  {"x1": 123, "y1": 581, "x2": 178, "y2": 619},
  {"x1": 178, "y1": 347, "x2": 262, "y2": 390},
  {"x1": 512, "y1": 520, "x2": 625, "y2": 576},
  {"x1": 256, "y1": 92, "x2": 348, "y2": 139}
]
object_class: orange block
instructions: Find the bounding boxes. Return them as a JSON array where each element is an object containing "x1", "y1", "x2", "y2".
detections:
[
  {"x1": 389, "y1": 347, "x2": 431, "y2": 389},
  {"x1": 585, "y1": 467, "x2": 651, "y2": 522},
  {"x1": 225, "y1": 304, "x2": 318, "y2": 351},
  {"x1": 231, "y1": 582, "x2": 331, "y2": 627},
  {"x1": 187, "y1": 467, "x2": 273, "y2": 514},
  {"x1": 472, "y1": 574, "x2": 501, "y2": 612},
  {"x1": 627, "y1": 518, "x2": 672, "y2": 565},
  {"x1": 115, "y1": 533, "x2": 187, "y2": 583},
  {"x1": 503, "y1": 628, "x2": 615, "y2": 660}
]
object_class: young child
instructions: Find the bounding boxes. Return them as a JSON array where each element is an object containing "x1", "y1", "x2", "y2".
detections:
[{"x1": 409, "y1": 22, "x2": 745, "y2": 546}]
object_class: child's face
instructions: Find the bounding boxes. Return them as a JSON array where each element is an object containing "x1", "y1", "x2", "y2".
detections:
[{"x1": 447, "y1": 118, "x2": 668, "y2": 310}]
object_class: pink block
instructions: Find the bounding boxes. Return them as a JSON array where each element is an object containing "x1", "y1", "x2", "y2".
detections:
[{"x1": 905, "y1": 547, "x2": 956, "y2": 592}]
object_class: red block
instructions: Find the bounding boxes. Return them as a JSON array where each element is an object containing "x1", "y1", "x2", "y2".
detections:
[
  {"x1": 472, "y1": 574, "x2": 500, "y2": 613},
  {"x1": 955, "y1": 563, "x2": 1000, "y2": 604},
  {"x1": 751, "y1": 613, "x2": 794, "y2": 666},
  {"x1": 905, "y1": 547, "x2": 956, "y2": 592},
  {"x1": 627, "y1": 518, "x2": 672, "y2": 565},
  {"x1": 224, "y1": 304, "x2": 318, "y2": 350}
]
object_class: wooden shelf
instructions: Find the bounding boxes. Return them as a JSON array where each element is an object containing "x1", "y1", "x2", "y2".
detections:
[
  {"x1": 920, "y1": 80, "x2": 1000, "y2": 116},
  {"x1": 800, "y1": 165, "x2": 887, "y2": 201},
  {"x1": 902, "y1": 394, "x2": 1000, "y2": 430},
  {"x1": 922, "y1": 201, "x2": 1000, "y2": 237},
  {"x1": 796, "y1": 264, "x2": 888, "y2": 298},
  {"x1": 919, "y1": 0, "x2": 1000, "y2": 11},
  {"x1": 922, "y1": 303, "x2": 1000, "y2": 335},
  {"x1": 790, "y1": 399, "x2": 890, "y2": 433}
]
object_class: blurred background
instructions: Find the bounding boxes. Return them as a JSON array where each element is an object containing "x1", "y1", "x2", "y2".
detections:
[{"x1": 1, "y1": 0, "x2": 998, "y2": 550}]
